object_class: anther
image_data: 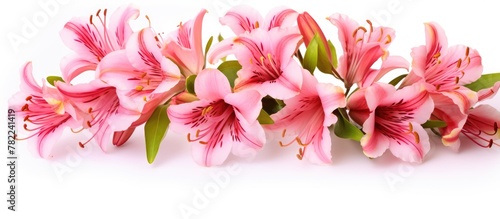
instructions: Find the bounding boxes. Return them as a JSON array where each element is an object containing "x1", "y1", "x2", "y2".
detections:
[
  {"x1": 385, "y1": 35, "x2": 392, "y2": 44},
  {"x1": 413, "y1": 131, "x2": 420, "y2": 144},
  {"x1": 145, "y1": 15, "x2": 151, "y2": 27},
  {"x1": 25, "y1": 96, "x2": 33, "y2": 101},
  {"x1": 457, "y1": 59, "x2": 462, "y2": 68},
  {"x1": 366, "y1": 20, "x2": 373, "y2": 32},
  {"x1": 352, "y1": 26, "x2": 367, "y2": 38}
]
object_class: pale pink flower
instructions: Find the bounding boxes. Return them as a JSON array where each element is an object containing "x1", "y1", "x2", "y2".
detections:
[
  {"x1": 400, "y1": 22, "x2": 483, "y2": 92},
  {"x1": 162, "y1": 9, "x2": 207, "y2": 77},
  {"x1": 461, "y1": 105, "x2": 500, "y2": 148},
  {"x1": 208, "y1": 6, "x2": 298, "y2": 65},
  {"x1": 219, "y1": 5, "x2": 297, "y2": 34},
  {"x1": 328, "y1": 13, "x2": 409, "y2": 89},
  {"x1": 168, "y1": 69, "x2": 265, "y2": 166},
  {"x1": 348, "y1": 83, "x2": 434, "y2": 163},
  {"x1": 97, "y1": 27, "x2": 182, "y2": 115},
  {"x1": 430, "y1": 89, "x2": 477, "y2": 149},
  {"x1": 449, "y1": 82, "x2": 500, "y2": 149},
  {"x1": 60, "y1": 5, "x2": 140, "y2": 82},
  {"x1": 212, "y1": 28, "x2": 303, "y2": 99},
  {"x1": 9, "y1": 62, "x2": 79, "y2": 158},
  {"x1": 270, "y1": 71, "x2": 345, "y2": 164}
]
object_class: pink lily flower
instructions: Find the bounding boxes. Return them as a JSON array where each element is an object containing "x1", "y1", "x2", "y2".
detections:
[
  {"x1": 430, "y1": 89, "x2": 477, "y2": 149},
  {"x1": 208, "y1": 6, "x2": 298, "y2": 65},
  {"x1": 461, "y1": 105, "x2": 500, "y2": 148},
  {"x1": 348, "y1": 83, "x2": 434, "y2": 163},
  {"x1": 328, "y1": 13, "x2": 409, "y2": 89},
  {"x1": 212, "y1": 27, "x2": 303, "y2": 99},
  {"x1": 9, "y1": 62, "x2": 79, "y2": 158},
  {"x1": 162, "y1": 9, "x2": 207, "y2": 77},
  {"x1": 60, "y1": 5, "x2": 140, "y2": 82},
  {"x1": 269, "y1": 71, "x2": 346, "y2": 164},
  {"x1": 57, "y1": 80, "x2": 142, "y2": 150},
  {"x1": 97, "y1": 27, "x2": 182, "y2": 115},
  {"x1": 400, "y1": 22, "x2": 483, "y2": 92},
  {"x1": 167, "y1": 69, "x2": 265, "y2": 166},
  {"x1": 467, "y1": 82, "x2": 500, "y2": 147},
  {"x1": 220, "y1": 5, "x2": 297, "y2": 34}
]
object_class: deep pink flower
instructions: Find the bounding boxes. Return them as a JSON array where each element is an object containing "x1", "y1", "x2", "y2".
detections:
[
  {"x1": 168, "y1": 69, "x2": 265, "y2": 166},
  {"x1": 212, "y1": 28, "x2": 303, "y2": 99},
  {"x1": 57, "y1": 80, "x2": 141, "y2": 150},
  {"x1": 60, "y1": 5, "x2": 140, "y2": 82},
  {"x1": 9, "y1": 62, "x2": 79, "y2": 158},
  {"x1": 270, "y1": 71, "x2": 345, "y2": 164},
  {"x1": 328, "y1": 13, "x2": 408, "y2": 89},
  {"x1": 162, "y1": 9, "x2": 207, "y2": 77},
  {"x1": 348, "y1": 83, "x2": 434, "y2": 163},
  {"x1": 400, "y1": 22, "x2": 482, "y2": 92}
]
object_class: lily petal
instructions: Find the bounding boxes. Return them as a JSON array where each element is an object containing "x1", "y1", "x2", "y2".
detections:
[
  {"x1": 194, "y1": 68, "x2": 232, "y2": 101},
  {"x1": 220, "y1": 5, "x2": 263, "y2": 34}
]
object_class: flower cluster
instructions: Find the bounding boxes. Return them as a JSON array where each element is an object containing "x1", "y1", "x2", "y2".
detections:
[{"x1": 10, "y1": 5, "x2": 500, "y2": 166}]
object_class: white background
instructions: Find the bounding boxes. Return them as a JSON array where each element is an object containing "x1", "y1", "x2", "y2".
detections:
[{"x1": 2, "y1": 0, "x2": 500, "y2": 218}]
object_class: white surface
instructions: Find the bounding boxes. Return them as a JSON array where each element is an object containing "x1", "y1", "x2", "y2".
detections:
[{"x1": 1, "y1": 0, "x2": 500, "y2": 218}]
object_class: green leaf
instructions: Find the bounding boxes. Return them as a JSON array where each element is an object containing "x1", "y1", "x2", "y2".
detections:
[
  {"x1": 464, "y1": 73, "x2": 500, "y2": 92},
  {"x1": 186, "y1": 75, "x2": 197, "y2": 95},
  {"x1": 303, "y1": 34, "x2": 319, "y2": 74},
  {"x1": 389, "y1": 74, "x2": 408, "y2": 87},
  {"x1": 333, "y1": 109, "x2": 364, "y2": 141},
  {"x1": 422, "y1": 120, "x2": 447, "y2": 129},
  {"x1": 257, "y1": 109, "x2": 274, "y2": 125},
  {"x1": 327, "y1": 40, "x2": 338, "y2": 69},
  {"x1": 262, "y1": 96, "x2": 284, "y2": 115},
  {"x1": 205, "y1": 36, "x2": 214, "y2": 56},
  {"x1": 203, "y1": 36, "x2": 214, "y2": 68},
  {"x1": 145, "y1": 105, "x2": 170, "y2": 164},
  {"x1": 217, "y1": 60, "x2": 241, "y2": 88},
  {"x1": 47, "y1": 76, "x2": 65, "y2": 86}
]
